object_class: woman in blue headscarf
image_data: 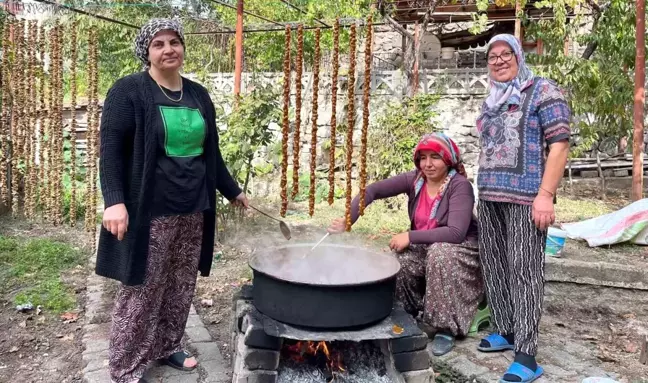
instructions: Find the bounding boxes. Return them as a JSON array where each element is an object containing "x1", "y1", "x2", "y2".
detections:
[{"x1": 475, "y1": 34, "x2": 571, "y2": 383}]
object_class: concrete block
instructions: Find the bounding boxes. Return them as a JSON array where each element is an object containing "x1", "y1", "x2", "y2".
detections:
[
  {"x1": 402, "y1": 368, "x2": 435, "y2": 383},
  {"x1": 234, "y1": 369, "x2": 278, "y2": 383},
  {"x1": 186, "y1": 325, "x2": 212, "y2": 343},
  {"x1": 83, "y1": 369, "x2": 111, "y2": 383},
  {"x1": 185, "y1": 314, "x2": 203, "y2": 328},
  {"x1": 393, "y1": 350, "x2": 430, "y2": 372},
  {"x1": 613, "y1": 169, "x2": 629, "y2": 177},
  {"x1": 243, "y1": 315, "x2": 283, "y2": 350},
  {"x1": 84, "y1": 339, "x2": 109, "y2": 354},
  {"x1": 391, "y1": 334, "x2": 429, "y2": 354},
  {"x1": 581, "y1": 170, "x2": 599, "y2": 178},
  {"x1": 238, "y1": 336, "x2": 280, "y2": 371}
]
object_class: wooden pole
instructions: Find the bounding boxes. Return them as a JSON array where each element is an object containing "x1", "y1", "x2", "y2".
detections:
[
  {"x1": 514, "y1": 0, "x2": 521, "y2": 40},
  {"x1": 632, "y1": 0, "x2": 645, "y2": 201},
  {"x1": 233, "y1": 0, "x2": 244, "y2": 100},
  {"x1": 411, "y1": 22, "x2": 419, "y2": 96}
]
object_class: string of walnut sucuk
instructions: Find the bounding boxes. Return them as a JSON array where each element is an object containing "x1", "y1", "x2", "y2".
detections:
[
  {"x1": 308, "y1": 28, "x2": 321, "y2": 217},
  {"x1": 10, "y1": 20, "x2": 24, "y2": 217},
  {"x1": 25, "y1": 21, "x2": 37, "y2": 219},
  {"x1": 279, "y1": 26, "x2": 291, "y2": 217},
  {"x1": 291, "y1": 24, "x2": 304, "y2": 200},
  {"x1": 327, "y1": 18, "x2": 340, "y2": 206},
  {"x1": 359, "y1": 15, "x2": 373, "y2": 216},
  {"x1": 0, "y1": 19, "x2": 13, "y2": 207},
  {"x1": 86, "y1": 27, "x2": 99, "y2": 251},
  {"x1": 44, "y1": 26, "x2": 55, "y2": 218},
  {"x1": 53, "y1": 23, "x2": 64, "y2": 225},
  {"x1": 344, "y1": 24, "x2": 357, "y2": 232},
  {"x1": 69, "y1": 20, "x2": 78, "y2": 226},
  {"x1": 37, "y1": 23, "x2": 46, "y2": 211}
]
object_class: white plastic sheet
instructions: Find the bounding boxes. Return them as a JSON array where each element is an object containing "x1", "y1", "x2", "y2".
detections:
[{"x1": 561, "y1": 199, "x2": 648, "y2": 247}]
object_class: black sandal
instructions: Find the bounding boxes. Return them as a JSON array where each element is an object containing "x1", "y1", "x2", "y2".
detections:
[{"x1": 160, "y1": 351, "x2": 197, "y2": 371}]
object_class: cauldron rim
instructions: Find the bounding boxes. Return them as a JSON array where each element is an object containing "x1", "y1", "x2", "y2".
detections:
[{"x1": 248, "y1": 243, "x2": 401, "y2": 287}]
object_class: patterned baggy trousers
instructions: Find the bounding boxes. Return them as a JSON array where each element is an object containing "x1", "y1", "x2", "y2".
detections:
[
  {"x1": 109, "y1": 213, "x2": 204, "y2": 383},
  {"x1": 477, "y1": 201, "x2": 547, "y2": 356},
  {"x1": 395, "y1": 241, "x2": 483, "y2": 337}
]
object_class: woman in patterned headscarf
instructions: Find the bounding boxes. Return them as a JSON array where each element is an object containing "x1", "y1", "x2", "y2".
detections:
[
  {"x1": 475, "y1": 34, "x2": 571, "y2": 383},
  {"x1": 96, "y1": 18, "x2": 249, "y2": 383},
  {"x1": 328, "y1": 132, "x2": 486, "y2": 356}
]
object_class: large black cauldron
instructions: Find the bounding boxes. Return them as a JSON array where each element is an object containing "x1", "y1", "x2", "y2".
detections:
[{"x1": 249, "y1": 244, "x2": 401, "y2": 329}]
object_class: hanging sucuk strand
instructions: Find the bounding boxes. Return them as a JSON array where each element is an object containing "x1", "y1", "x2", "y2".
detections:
[
  {"x1": 10, "y1": 20, "x2": 25, "y2": 217},
  {"x1": 359, "y1": 15, "x2": 373, "y2": 216},
  {"x1": 308, "y1": 28, "x2": 321, "y2": 217},
  {"x1": 291, "y1": 24, "x2": 304, "y2": 200},
  {"x1": 44, "y1": 26, "x2": 55, "y2": 218},
  {"x1": 48, "y1": 23, "x2": 59, "y2": 222},
  {"x1": 328, "y1": 18, "x2": 340, "y2": 206},
  {"x1": 54, "y1": 23, "x2": 65, "y2": 225},
  {"x1": 69, "y1": 20, "x2": 78, "y2": 226},
  {"x1": 37, "y1": 23, "x2": 46, "y2": 213},
  {"x1": 25, "y1": 21, "x2": 38, "y2": 219},
  {"x1": 0, "y1": 19, "x2": 13, "y2": 208},
  {"x1": 279, "y1": 26, "x2": 291, "y2": 218},
  {"x1": 86, "y1": 27, "x2": 100, "y2": 252},
  {"x1": 344, "y1": 24, "x2": 357, "y2": 232}
]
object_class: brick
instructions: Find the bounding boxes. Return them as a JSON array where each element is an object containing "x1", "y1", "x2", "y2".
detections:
[
  {"x1": 393, "y1": 350, "x2": 430, "y2": 372},
  {"x1": 391, "y1": 334, "x2": 429, "y2": 354},
  {"x1": 235, "y1": 369, "x2": 278, "y2": 383},
  {"x1": 242, "y1": 314, "x2": 282, "y2": 350},
  {"x1": 239, "y1": 336, "x2": 280, "y2": 371},
  {"x1": 402, "y1": 368, "x2": 435, "y2": 383}
]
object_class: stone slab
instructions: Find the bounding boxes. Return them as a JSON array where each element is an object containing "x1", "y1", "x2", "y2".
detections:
[
  {"x1": 185, "y1": 325, "x2": 213, "y2": 343},
  {"x1": 545, "y1": 257, "x2": 648, "y2": 290},
  {"x1": 185, "y1": 314, "x2": 203, "y2": 328},
  {"x1": 192, "y1": 341, "x2": 226, "y2": 362},
  {"x1": 84, "y1": 339, "x2": 110, "y2": 354},
  {"x1": 200, "y1": 358, "x2": 232, "y2": 383},
  {"x1": 83, "y1": 369, "x2": 111, "y2": 383},
  {"x1": 242, "y1": 313, "x2": 283, "y2": 350},
  {"x1": 263, "y1": 305, "x2": 424, "y2": 341}
]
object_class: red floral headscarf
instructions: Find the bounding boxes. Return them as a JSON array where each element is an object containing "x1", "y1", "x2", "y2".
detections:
[{"x1": 413, "y1": 132, "x2": 466, "y2": 177}]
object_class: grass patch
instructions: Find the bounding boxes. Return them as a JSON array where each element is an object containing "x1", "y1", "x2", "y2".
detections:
[
  {"x1": 0, "y1": 236, "x2": 84, "y2": 312},
  {"x1": 556, "y1": 196, "x2": 614, "y2": 223}
]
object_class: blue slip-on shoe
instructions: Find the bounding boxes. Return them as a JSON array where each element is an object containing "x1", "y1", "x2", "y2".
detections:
[
  {"x1": 499, "y1": 362, "x2": 544, "y2": 383},
  {"x1": 477, "y1": 333, "x2": 515, "y2": 352}
]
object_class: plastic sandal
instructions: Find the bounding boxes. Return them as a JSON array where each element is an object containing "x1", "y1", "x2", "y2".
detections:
[
  {"x1": 477, "y1": 333, "x2": 515, "y2": 352},
  {"x1": 468, "y1": 303, "x2": 491, "y2": 336},
  {"x1": 160, "y1": 351, "x2": 197, "y2": 372},
  {"x1": 499, "y1": 362, "x2": 544, "y2": 383},
  {"x1": 430, "y1": 333, "x2": 455, "y2": 356}
]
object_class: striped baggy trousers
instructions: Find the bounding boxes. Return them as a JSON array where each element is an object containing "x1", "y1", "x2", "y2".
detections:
[{"x1": 477, "y1": 200, "x2": 547, "y2": 356}]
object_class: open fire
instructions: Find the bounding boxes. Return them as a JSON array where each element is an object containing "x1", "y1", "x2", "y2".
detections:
[{"x1": 281, "y1": 340, "x2": 345, "y2": 380}]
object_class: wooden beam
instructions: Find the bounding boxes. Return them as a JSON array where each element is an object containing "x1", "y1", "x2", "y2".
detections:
[
  {"x1": 633, "y1": 0, "x2": 646, "y2": 201},
  {"x1": 234, "y1": 0, "x2": 244, "y2": 100}
]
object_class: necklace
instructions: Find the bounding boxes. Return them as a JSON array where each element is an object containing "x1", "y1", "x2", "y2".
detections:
[{"x1": 156, "y1": 79, "x2": 183, "y2": 102}]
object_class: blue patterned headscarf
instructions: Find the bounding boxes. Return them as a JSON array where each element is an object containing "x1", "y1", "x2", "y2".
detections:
[{"x1": 481, "y1": 34, "x2": 535, "y2": 118}]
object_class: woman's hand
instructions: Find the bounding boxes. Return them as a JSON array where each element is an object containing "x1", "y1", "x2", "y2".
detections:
[
  {"x1": 532, "y1": 193, "x2": 555, "y2": 231},
  {"x1": 232, "y1": 192, "x2": 249, "y2": 209},
  {"x1": 327, "y1": 218, "x2": 346, "y2": 234},
  {"x1": 103, "y1": 203, "x2": 129, "y2": 241},
  {"x1": 389, "y1": 232, "x2": 410, "y2": 253}
]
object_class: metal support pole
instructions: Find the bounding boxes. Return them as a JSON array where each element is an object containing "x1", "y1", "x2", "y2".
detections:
[{"x1": 633, "y1": 0, "x2": 645, "y2": 201}]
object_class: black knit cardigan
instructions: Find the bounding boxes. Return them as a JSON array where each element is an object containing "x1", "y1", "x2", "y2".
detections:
[{"x1": 96, "y1": 71, "x2": 241, "y2": 286}]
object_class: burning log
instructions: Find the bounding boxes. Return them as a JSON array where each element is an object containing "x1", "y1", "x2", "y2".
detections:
[
  {"x1": 291, "y1": 24, "x2": 304, "y2": 200},
  {"x1": 281, "y1": 340, "x2": 346, "y2": 380},
  {"x1": 359, "y1": 15, "x2": 373, "y2": 216},
  {"x1": 328, "y1": 18, "x2": 340, "y2": 206},
  {"x1": 308, "y1": 28, "x2": 321, "y2": 217},
  {"x1": 344, "y1": 24, "x2": 357, "y2": 232},
  {"x1": 280, "y1": 26, "x2": 291, "y2": 217}
]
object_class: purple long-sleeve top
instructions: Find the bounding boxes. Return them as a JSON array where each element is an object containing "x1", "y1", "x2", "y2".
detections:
[{"x1": 350, "y1": 170, "x2": 478, "y2": 244}]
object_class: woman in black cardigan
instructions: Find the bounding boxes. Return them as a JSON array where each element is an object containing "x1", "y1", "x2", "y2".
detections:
[{"x1": 97, "y1": 18, "x2": 248, "y2": 383}]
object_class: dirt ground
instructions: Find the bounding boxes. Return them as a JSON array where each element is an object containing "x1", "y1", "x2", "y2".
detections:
[
  {"x1": 0, "y1": 220, "x2": 92, "y2": 383},
  {"x1": 194, "y1": 210, "x2": 648, "y2": 381}
]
